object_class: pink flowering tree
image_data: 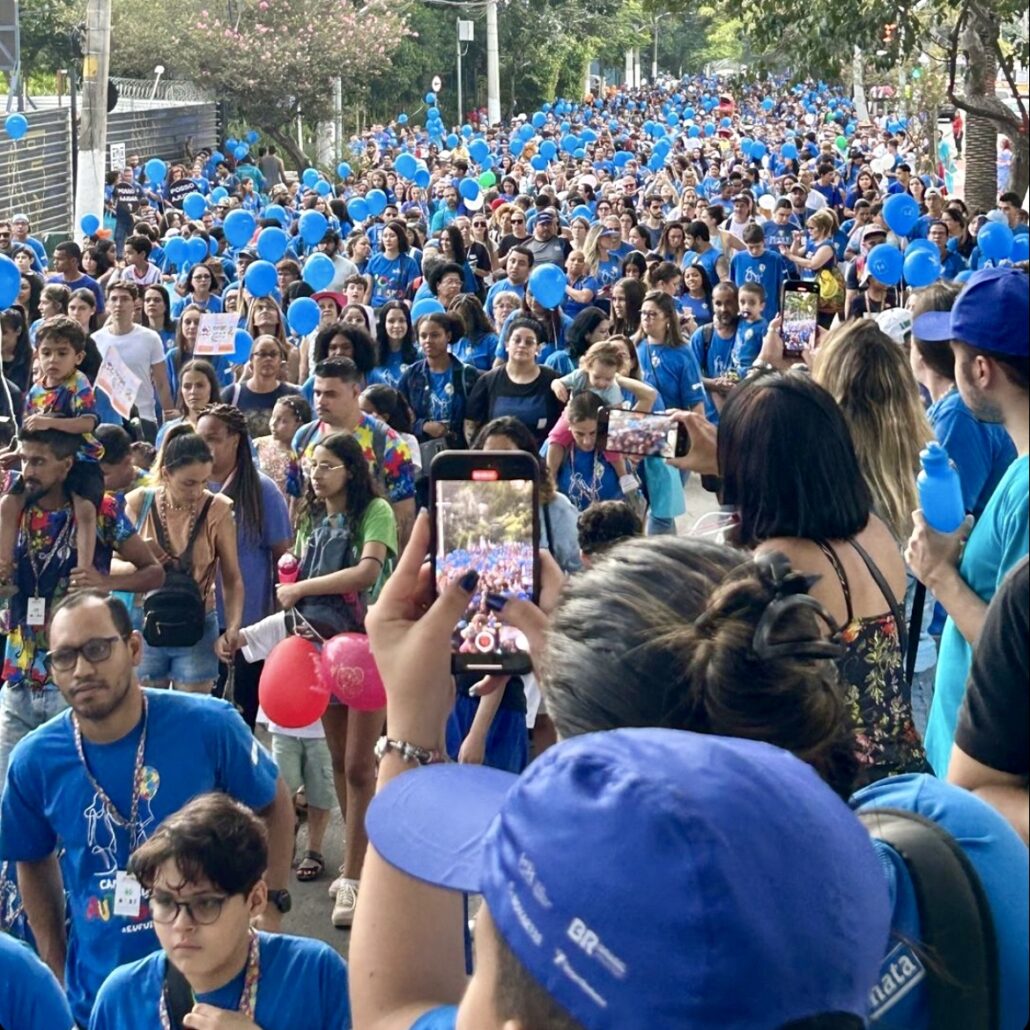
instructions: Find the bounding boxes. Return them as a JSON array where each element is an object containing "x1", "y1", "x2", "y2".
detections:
[{"x1": 167, "y1": 0, "x2": 410, "y2": 166}]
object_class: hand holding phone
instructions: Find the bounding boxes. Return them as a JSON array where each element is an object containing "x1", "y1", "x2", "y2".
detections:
[
  {"x1": 780, "y1": 281, "x2": 820, "y2": 357},
  {"x1": 600, "y1": 408, "x2": 690, "y2": 459}
]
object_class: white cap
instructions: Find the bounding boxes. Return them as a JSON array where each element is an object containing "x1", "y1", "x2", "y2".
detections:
[{"x1": 873, "y1": 307, "x2": 913, "y2": 344}]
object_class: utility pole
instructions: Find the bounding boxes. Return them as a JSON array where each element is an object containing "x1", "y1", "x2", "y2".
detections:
[
  {"x1": 485, "y1": 0, "x2": 501, "y2": 125},
  {"x1": 73, "y1": 0, "x2": 111, "y2": 236},
  {"x1": 456, "y1": 16, "x2": 463, "y2": 125}
]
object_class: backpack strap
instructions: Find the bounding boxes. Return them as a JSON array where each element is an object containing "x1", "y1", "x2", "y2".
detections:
[
  {"x1": 846, "y1": 536, "x2": 908, "y2": 662},
  {"x1": 541, "y1": 500, "x2": 556, "y2": 559},
  {"x1": 135, "y1": 488, "x2": 156, "y2": 534},
  {"x1": 231, "y1": 381, "x2": 243, "y2": 406},
  {"x1": 369, "y1": 418, "x2": 388, "y2": 480},
  {"x1": 858, "y1": 807, "x2": 998, "y2": 1030},
  {"x1": 295, "y1": 420, "x2": 321, "y2": 458},
  {"x1": 162, "y1": 956, "x2": 195, "y2": 1029},
  {"x1": 701, "y1": 323, "x2": 715, "y2": 373},
  {"x1": 906, "y1": 580, "x2": 927, "y2": 687}
]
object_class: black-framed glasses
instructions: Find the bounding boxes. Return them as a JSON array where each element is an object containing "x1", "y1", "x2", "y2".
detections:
[
  {"x1": 150, "y1": 892, "x2": 229, "y2": 925},
  {"x1": 47, "y1": 636, "x2": 125, "y2": 672},
  {"x1": 510, "y1": 217, "x2": 525, "y2": 224}
]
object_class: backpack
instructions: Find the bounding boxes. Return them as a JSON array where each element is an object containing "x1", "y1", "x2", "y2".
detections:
[
  {"x1": 816, "y1": 264, "x2": 846, "y2": 315},
  {"x1": 858, "y1": 807, "x2": 999, "y2": 1030},
  {"x1": 141, "y1": 494, "x2": 214, "y2": 648},
  {"x1": 296, "y1": 419, "x2": 389, "y2": 493}
]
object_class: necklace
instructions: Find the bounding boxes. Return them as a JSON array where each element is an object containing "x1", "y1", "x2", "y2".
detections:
[{"x1": 159, "y1": 929, "x2": 260, "y2": 1028}]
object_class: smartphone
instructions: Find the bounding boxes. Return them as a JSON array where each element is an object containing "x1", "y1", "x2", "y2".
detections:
[
  {"x1": 430, "y1": 450, "x2": 540, "y2": 675},
  {"x1": 599, "y1": 407, "x2": 690, "y2": 459},
  {"x1": 781, "y1": 281, "x2": 820, "y2": 356}
]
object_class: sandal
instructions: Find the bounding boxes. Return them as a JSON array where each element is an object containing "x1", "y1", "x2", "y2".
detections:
[{"x1": 296, "y1": 850, "x2": 325, "y2": 882}]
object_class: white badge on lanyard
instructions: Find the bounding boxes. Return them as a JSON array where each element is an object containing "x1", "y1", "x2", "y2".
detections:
[
  {"x1": 26, "y1": 596, "x2": 46, "y2": 627},
  {"x1": 114, "y1": 870, "x2": 142, "y2": 918}
]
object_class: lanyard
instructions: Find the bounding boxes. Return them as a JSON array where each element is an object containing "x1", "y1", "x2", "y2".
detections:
[
  {"x1": 72, "y1": 693, "x2": 149, "y2": 846},
  {"x1": 26, "y1": 510, "x2": 75, "y2": 594},
  {"x1": 159, "y1": 929, "x2": 260, "y2": 1029}
]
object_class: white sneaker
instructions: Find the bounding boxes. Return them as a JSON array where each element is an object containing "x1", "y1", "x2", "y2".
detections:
[
  {"x1": 327, "y1": 867, "x2": 346, "y2": 898},
  {"x1": 332, "y1": 879, "x2": 359, "y2": 928}
]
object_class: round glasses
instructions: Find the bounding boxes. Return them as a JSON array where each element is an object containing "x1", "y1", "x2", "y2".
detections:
[
  {"x1": 47, "y1": 636, "x2": 124, "y2": 672},
  {"x1": 150, "y1": 893, "x2": 228, "y2": 925}
]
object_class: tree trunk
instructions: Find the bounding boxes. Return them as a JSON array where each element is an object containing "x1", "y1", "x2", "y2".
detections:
[
  {"x1": 959, "y1": 16, "x2": 999, "y2": 212},
  {"x1": 267, "y1": 124, "x2": 308, "y2": 173}
]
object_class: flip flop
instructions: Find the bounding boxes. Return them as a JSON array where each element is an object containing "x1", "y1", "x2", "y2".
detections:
[{"x1": 296, "y1": 850, "x2": 325, "y2": 882}]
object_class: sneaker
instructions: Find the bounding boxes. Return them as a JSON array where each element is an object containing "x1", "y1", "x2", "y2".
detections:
[
  {"x1": 331, "y1": 879, "x2": 359, "y2": 928},
  {"x1": 328, "y1": 867, "x2": 347, "y2": 898}
]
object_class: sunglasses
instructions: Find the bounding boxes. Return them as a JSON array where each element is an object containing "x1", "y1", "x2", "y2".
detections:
[{"x1": 510, "y1": 217, "x2": 525, "y2": 224}]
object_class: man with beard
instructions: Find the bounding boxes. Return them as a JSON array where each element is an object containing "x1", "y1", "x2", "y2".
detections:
[
  {"x1": 0, "y1": 429, "x2": 163, "y2": 785},
  {"x1": 906, "y1": 268, "x2": 1029, "y2": 775}
]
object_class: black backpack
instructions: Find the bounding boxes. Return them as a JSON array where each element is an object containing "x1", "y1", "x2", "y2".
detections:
[
  {"x1": 142, "y1": 494, "x2": 214, "y2": 649},
  {"x1": 858, "y1": 807, "x2": 999, "y2": 1030}
]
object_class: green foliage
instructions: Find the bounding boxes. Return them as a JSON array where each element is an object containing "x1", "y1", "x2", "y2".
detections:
[{"x1": 16, "y1": 0, "x2": 80, "y2": 77}]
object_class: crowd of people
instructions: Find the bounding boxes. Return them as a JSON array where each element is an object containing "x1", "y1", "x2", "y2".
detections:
[{"x1": 0, "y1": 66, "x2": 1026, "y2": 1030}]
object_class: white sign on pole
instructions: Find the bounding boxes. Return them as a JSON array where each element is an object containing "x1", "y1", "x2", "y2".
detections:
[
  {"x1": 431, "y1": 75, "x2": 442, "y2": 92},
  {"x1": 95, "y1": 346, "x2": 143, "y2": 420},
  {"x1": 194, "y1": 313, "x2": 240, "y2": 356},
  {"x1": 109, "y1": 142, "x2": 126, "y2": 171}
]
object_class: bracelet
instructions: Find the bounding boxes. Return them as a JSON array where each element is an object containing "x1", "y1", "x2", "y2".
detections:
[
  {"x1": 748, "y1": 359, "x2": 777, "y2": 376},
  {"x1": 374, "y1": 735, "x2": 447, "y2": 767}
]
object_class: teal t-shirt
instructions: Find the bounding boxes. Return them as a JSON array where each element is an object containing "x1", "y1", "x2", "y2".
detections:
[{"x1": 925, "y1": 454, "x2": 1029, "y2": 774}]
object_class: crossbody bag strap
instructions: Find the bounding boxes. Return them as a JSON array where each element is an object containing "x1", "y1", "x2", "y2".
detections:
[
  {"x1": 846, "y1": 536, "x2": 908, "y2": 662},
  {"x1": 162, "y1": 956, "x2": 195, "y2": 1029},
  {"x1": 906, "y1": 580, "x2": 927, "y2": 687},
  {"x1": 179, "y1": 496, "x2": 215, "y2": 571},
  {"x1": 541, "y1": 499, "x2": 556, "y2": 558}
]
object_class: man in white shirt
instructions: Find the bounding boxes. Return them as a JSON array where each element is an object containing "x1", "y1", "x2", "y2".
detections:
[
  {"x1": 317, "y1": 231, "x2": 359, "y2": 292},
  {"x1": 91, "y1": 281, "x2": 174, "y2": 440}
]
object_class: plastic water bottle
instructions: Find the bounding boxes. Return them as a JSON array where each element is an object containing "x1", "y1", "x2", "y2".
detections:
[
  {"x1": 917, "y1": 442, "x2": 965, "y2": 533},
  {"x1": 277, "y1": 553, "x2": 300, "y2": 584}
]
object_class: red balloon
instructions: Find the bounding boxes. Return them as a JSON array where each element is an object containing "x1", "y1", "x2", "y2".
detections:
[
  {"x1": 259, "y1": 636, "x2": 329, "y2": 728},
  {"x1": 319, "y1": 633, "x2": 386, "y2": 711}
]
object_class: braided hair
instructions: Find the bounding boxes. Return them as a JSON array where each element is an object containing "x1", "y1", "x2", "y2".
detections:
[{"x1": 197, "y1": 403, "x2": 264, "y2": 540}]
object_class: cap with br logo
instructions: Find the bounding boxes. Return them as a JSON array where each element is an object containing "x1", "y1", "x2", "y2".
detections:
[{"x1": 367, "y1": 727, "x2": 891, "y2": 1029}]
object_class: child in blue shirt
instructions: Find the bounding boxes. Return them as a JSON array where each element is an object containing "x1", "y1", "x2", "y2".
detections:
[
  {"x1": 729, "y1": 223, "x2": 786, "y2": 321},
  {"x1": 732, "y1": 282, "x2": 769, "y2": 373}
]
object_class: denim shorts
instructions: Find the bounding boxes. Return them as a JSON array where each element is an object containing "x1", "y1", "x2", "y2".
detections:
[
  {"x1": 271, "y1": 733, "x2": 336, "y2": 811},
  {"x1": 0, "y1": 685, "x2": 68, "y2": 788},
  {"x1": 138, "y1": 609, "x2": 221, "y2": 687}
]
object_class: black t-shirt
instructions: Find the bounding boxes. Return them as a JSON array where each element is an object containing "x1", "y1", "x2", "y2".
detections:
[
  {"x1": 954, "y1": 556, "x2": 1029, "y2": 776},
  {"x1": 465, "y1": 365, "x2": 562, "y2": 446},
  {"x1": 497, "y1": 233, "x2": 529, "y2": 259},
  {"x1": 220, "y1": 381, "x2": 301, "y2": 440}
]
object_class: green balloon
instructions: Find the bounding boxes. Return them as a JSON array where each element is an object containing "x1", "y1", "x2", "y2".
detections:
[
  {"x1": 478, "y1": 171, "x2": 496, "y2": 188},
  {"x1": 835, "y1": 135, "x2": 848, "y2": 150}
]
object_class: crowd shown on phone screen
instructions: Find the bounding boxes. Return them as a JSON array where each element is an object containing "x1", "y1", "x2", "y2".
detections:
[{"x1": 0, "y1": 67, "x2": 1026, "y2": 1030}]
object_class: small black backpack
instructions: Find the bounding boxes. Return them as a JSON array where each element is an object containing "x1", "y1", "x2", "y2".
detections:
[{"x1": 142, "y1": 494, "x2": 214, "y2": 649}]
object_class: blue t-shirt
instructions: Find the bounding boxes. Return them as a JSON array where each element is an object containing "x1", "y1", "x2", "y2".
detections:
[
  {"x1": 367, "y1": 253, "x2": 419, "y2": 307},
  {"x1": 0, "y1": 690, "x2": 280, "y2": 1027},
  {"x1": 595, "y1": 255, "x2": 622, "y2": 291},
  {"x1": 851, "y1": 774, "x2": 1029, "y2": 1030},
  {"x1": 637, "y1": 340, "x2": 704, "y2": 411},
  {"x1": 926, "y1": 455, "x2": 1029, "y2": 775},
  {"x1": 680, "y1": 293, "x2": 712, "y2": 325},
  {"x1": 170, "y1": 293, "x2": 223, "y2": 319},
  {"x1": 368, "y1": 350, "x2": 411, "y2": 389},
  {"x1": 927, "y1": 389, "x2": 1016, "y2": 518},
  {"x1": 683, "y1": 246, "x2": 721, "y2": 283},
  {"x1": 410, "y1": 1007, "x2": 458, "y2": 1030},
  {"x1": 555, "y1": 446, "x2": 622, "y2": 511},
  {"x1": 729, "y1": 250, "x2": 786, "y2": 320},
  {"x1": 451, "y1": 333, "x2": 497, "y2": 372},
  {"x1": 89, "y1": 932, "x2": 351, "y2": 1030},
  {"x1": 484, "y1": 279, "x2": 526, "y2": 319},
  {"x1": 0, "y1": 932, "x2": 75, "y2": 1030},
  {"x1": 562, "y1": 275, "x2": 601, "y2": 318},
  {"x1": 732, "y1": 317, "x2": 767, "y2": 374}
]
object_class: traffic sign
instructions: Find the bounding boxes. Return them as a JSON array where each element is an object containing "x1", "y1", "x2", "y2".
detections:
[{"x1": 431, "y1": 75, "x2": 442, "y2": 93}]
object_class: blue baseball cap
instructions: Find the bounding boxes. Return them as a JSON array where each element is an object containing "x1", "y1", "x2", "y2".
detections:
[
  {"x1": 367, "y1": 728, "x2": 891, "y2": 1028},
  {"x1": 913, "y1": 266, "x2": 1029, "y2": 356}
]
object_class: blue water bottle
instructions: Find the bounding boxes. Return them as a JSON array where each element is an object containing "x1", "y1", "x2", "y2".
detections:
[{"x1": 917, "y1": 441, "x2": 965, "y2": 532}]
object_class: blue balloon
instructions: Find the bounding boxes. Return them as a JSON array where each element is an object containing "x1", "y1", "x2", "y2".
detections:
[
  {"x1": 245, "y1": 130, "x2": 260, "y2": 145},
  {"x1": 561, "y1": 134, "x2": 578, "y2": 154},
  {"x1": 762, "y1": 98, "x2": 774, "y2": 111},
  {"x1": 574, "y1": 148, "x2": 586, "y2": 160},
  {"x1": 883, "y1": 193, "x2": 920, "y2": 237},
  {"x1": 865, "y1": 243, "x2": 904, "y2": 286},
  {"x1": 703, "y1": 122, "x2": 716, "y2": 137},
  {"x1": 210, "y1": 186, "x2": 228, "y2": 203},
  {"x1": 395, "y1": 152, "x2": 418, "y2": 179},
  {"x1": 687, "y1": 125, "x2": 701, "y2": 138},
  {"x1": 539, "y1": 140, "x2": 557, "y2": 161},
  {"x1": 903, "y1": 247, "x2": 942, "y2": 288},
  {"x1": 518, "y1": 123, "x2": 534, "y2": 142},
  {"x1": 231, "y1": 329, "x2": 254, "y2": 365},
  {"x1": 257, "y1": 226, "x2": 288, "y2": 262},
  {"x1": 410, "y1": 298, "x2": 445, "y2": 321},
  {"x1": 666, "y1": 112, "x2": 679, "y2": 126},
  {"x1": 264, "y1": 204, "x2": 288, "y2": 227},
  {"x1": 904, "y1": 238, "x2": 938, "y2": 259},
  {"x1": 720, "y1": 117, "x2": 731, "y2": 128},
  {"x1": 740, "y1": 138, "x2": 753, "y2": 156},
  {"x1": 684, "y1": 107, "x2": 695, "y2": 120},
  {"x1": 509, "y1": 138, "x2": 525, "y2": 157},
  {"x1": 233, "y1": 145, "x2": 249, "y2": 161},
  {"x1": 315, "y1": 179, "x2": 332, "y2": 197},
  {"x1": 977, "y1": 221, "x2": 1014, "y2": 262},
  {"x1": 580, "y1": 128, "x2": 598, "y2": 143},
  {"x1": 0, "y1": 254, "x2": 20, "y2": 307},
  {"x1": 532, "y1": 111, "x2": 546, "y2": 129},
  {"x1": 302, "y1": 252, "x2": 335, "y2": 291},
  {"x1": 647, "y1": 153, "x2": 663, "y2": 172},
  {"x1": 571, "y1": 205, "x2": 593, "y2": 221},
  {"x1": 528, "y1": 263, "x2": 567, "y2": 310},
  {"x1": 612, "y1": 151, "x2": 631, "y2": 167},
  {"x1": 299, "y1": 210, "x2": 329, "y2": 245},
  {"x1": 365, "y1": 189, "x2": 388, "y2": 216},
  {"x1": 4, "y1": 113, "x2": 27, "y2": 140},
  {"x1": 163, "y1": 236, "x2": 188, "y2": 267},
  {"x1": 182, "y1": 192, "x2": 207, "y2": 219},
  {"x1": 1011, "y1": 234, "x2": 1030, "y2": 263},
  {"x1": 336, "y1": 162, "x2": 352, "y2": 180},
  {"x1": 751, "y1": 141, "x2": 767, "y2": 160},
  {"x1": 80, "y1": 213, "x2": 101, "y2": 236},
  {"x1": 425, "y1": 92, "x2": 437, "y2": 106},
  {"x1": 302, "y1": 167, "x2": 320, "y2": 188},
  {"x1": 530, "y1": 155, "x2": 547, "y2": 171},
  {"x1": 781, "y1": 142, "x2": 798, "y2": 160},
  {"x1": 461, "y1": 124, "x2": 474, "y2": 139},
  {"x1": 397, "y1": 113, "x2": 409, "y2": 125},
  {"x1": 145, "y1": 158, "x2": 167, "y2": 183},
  {"x1": 954, "y1": 269, "x2": 973, "y2": 283},
  {"x1": 446, "y1": 133, "x2": 459, "y2": 149},
  {"x1": 210, "y1": 151, "x2": 225, "y2": 164},
  {"x1": 223, "y1": 209, "x2": 256, "y2": 248},
  {"x1": 468, "y1": 138, "x2": 490, "y2": 164},
  {"x1": 287, "y1": 296, "x2": 320, "y2": 336},
  {"x1": 244, "y1": 259, "x2": 277, "y2": 298},
  {"x1": 348, "y1": 197, "x2": 370, "y2": 222},
  {"x1": 209, "y1": 238, "x2": 219, "y2": 257},
  {"x1": 459, "y1": 178, "x2": 480, "y2": 201},
  {"x1": 187, "y1": 236, "x2": 208, "y2": 265},
  {"x1": 415, "y1": 168, "x2": 431, "y2": 189}
]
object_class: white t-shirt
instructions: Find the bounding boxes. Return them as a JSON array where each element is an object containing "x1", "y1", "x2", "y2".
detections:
[
  {"x1": 92, "y1": 324, "x2": 166, "y2": 421},
  {"x1": 328, "y1": 253, "x2": 359, "y2": 291}
]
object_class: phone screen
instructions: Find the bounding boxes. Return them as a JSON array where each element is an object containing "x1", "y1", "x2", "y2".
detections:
[
  {"x1": 604, "y1": 408, "x2": 683, "y2": 458},
  {"x1": 782, "y1": 288, "x2": 818, "y2": 355},
  {"x1": 434, "y1": 474, "x2": 537, "y2": 671}
]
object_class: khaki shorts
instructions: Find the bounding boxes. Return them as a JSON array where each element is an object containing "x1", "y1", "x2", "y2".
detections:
[{"x1": 271, "y1": 733, "x2": 336, "y2": 811}]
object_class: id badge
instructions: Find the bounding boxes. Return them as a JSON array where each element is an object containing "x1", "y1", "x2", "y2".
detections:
[
  {"x1": 114, "y1": 870, "x2": 142, "y2": 918},
  {"x1": 26, "y1": 596, "x2": 46, "y2": 627}
]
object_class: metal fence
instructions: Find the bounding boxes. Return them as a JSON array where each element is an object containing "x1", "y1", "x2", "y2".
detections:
[{"x1": 110, "y1": 77, "x2": 216, "y2": 105}]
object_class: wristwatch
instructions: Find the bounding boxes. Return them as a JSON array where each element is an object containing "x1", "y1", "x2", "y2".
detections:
[{"x1": 267, "y1": 888, "x2": 292, "y2": 914}]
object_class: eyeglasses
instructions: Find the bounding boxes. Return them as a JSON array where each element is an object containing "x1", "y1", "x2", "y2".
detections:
[
  {"x1": 47, "y1": 636, "x2": 125, "y2": 672},
  {"x1": 252, "y1": 350, "x2": 282, "y2": 360},
  {"x1": 309, "y1": 461, "x2": 345, "y2": 476},
  {"x1": 639, "y1": 310, "x2": 664, "y2": 320},
  {"x1": 150, "y1": 893, "x2": 229, "y2": 926},
  {"x1": 473, "y1": 222, "x2": 487, "y2": 228}
]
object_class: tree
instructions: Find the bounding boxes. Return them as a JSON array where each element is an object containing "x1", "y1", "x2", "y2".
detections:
[
  {"x1": 112, "y1": 0, "x2": 412, "y2": 167},
  {"x1": 16, "y1": 0, "x2": 79, "y2": 81},
  {"x1": 737, "y1": 0, "x2": 1029, "y2": 208}
]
